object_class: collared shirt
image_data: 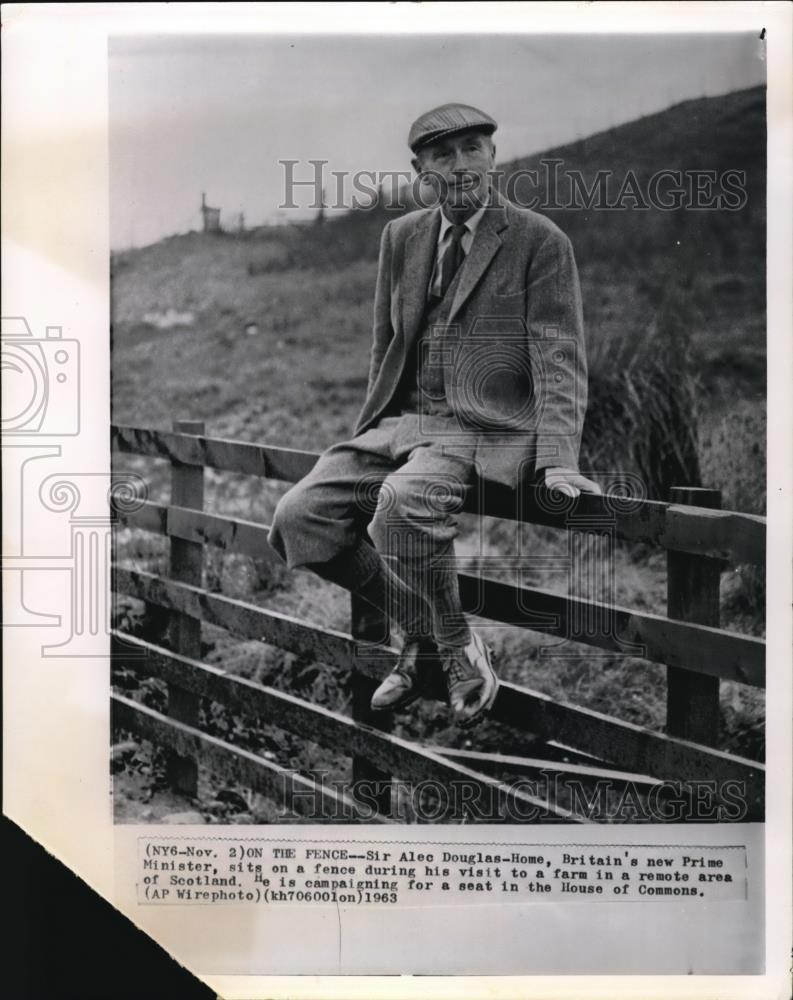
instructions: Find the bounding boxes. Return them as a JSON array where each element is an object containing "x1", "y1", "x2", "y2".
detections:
[{"x1": 428, "y1": 201, "x2": 488, "y2": 299}]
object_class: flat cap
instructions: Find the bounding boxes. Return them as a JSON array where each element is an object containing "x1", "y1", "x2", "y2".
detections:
[{"x1": 408, "y1": 103, "x2": 497, "y2": 153}]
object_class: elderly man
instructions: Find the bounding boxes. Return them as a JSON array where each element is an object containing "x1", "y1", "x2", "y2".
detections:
[{"x1": 269, "y1": 103, "x2": 599, "y2": 725}]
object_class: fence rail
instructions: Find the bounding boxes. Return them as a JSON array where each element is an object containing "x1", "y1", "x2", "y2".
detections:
[
  {"x1": 112, "y1": 425, "x2": 766, "y2": 565},
  {"x1": 111, "y1": 422, "x2": 766, "y2": 822}
]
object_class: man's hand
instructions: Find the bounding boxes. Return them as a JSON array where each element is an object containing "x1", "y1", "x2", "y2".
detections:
[{"x1": 543, "y1": 467, "x2": 602, "y2": 498}]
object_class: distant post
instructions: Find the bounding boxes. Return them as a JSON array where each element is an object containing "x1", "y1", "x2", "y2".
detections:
[
  {"x1": 315, "y1": 187, "x2": 326, "y2": 225},
  {"x1": 201, "y1": 192, "x2": 222, "y2": 233}
]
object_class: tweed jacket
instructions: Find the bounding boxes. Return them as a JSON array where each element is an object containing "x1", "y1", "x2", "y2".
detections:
[{"x1": 354, "y1": 190, "x2": 588, "y2": 488}]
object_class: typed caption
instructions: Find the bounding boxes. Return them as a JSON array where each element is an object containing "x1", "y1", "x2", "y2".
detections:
[{"x1": 137, "y1": 838, "x2": 746, "y2": 906}]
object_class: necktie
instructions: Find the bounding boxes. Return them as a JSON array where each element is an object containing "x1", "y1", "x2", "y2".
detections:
[{"x1": 438, "y1": 223, "x2": 467, "y2": 298}]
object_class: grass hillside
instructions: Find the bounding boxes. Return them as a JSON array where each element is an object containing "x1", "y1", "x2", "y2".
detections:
[
  {"x1": 112, "y1": 87, "x2": 766, "y2": 822},
  {"x1": 500, "y1": 85, "x2": 766, "y2": 401}
]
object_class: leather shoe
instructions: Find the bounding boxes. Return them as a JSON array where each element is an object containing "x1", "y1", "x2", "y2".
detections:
[
  {"x1": 442, "y1": 630, "x2": 498, "y2": 725},
  {"x1": 370, "y1": 637, "x2": 437, "y2": 711}
]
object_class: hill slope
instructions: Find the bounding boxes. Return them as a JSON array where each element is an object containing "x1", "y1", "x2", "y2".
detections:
[{"x1": 500, "y1": 85, "x2": 765, "y2": 266}]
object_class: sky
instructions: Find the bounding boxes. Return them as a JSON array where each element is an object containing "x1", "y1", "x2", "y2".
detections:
[{"x1": 109, "y1": 32, "x2": 765, "y2": 249}]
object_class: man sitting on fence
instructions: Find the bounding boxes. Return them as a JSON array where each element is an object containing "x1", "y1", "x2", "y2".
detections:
[{"x1": 269, "y1": 103, "x2": 600, "y2": 725}]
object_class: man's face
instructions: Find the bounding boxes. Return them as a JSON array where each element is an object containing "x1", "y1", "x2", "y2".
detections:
[{"x1": 413, "y1": 129, "x2": 496, "y2": 215}]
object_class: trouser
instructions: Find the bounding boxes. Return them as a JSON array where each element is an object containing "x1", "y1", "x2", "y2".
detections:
[{"x1": 267, "y1": 413, "x2": 477, "y2": 648}]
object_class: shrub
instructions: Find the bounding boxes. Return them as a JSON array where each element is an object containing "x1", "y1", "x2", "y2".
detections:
[{"x1": 583, "y1": 276, "x2": 702, "y2": 500}]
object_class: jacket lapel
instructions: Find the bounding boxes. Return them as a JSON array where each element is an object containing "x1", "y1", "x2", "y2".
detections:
[
  {"x1": 400, "y1": 208, "x2": 441, "y2": 353},
  {"x1": 447, "y1": 198, "x2": 509, "y2": 324}
]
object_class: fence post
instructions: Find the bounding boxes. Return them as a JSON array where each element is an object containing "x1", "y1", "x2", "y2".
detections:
[
  {"x1": 666, "y1": 486, "x2": 721, "y2": 746},
  {"x1": 165, "y1": 419, "x2": 205, "y2": 796},
  {"x1": 350, "y1": 589, "x2": 393, "y2": 818}
]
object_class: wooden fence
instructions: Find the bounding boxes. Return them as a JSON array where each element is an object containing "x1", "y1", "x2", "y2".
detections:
[{"x1": 111, "y1": 420, "x2": 766, "y2": 823}]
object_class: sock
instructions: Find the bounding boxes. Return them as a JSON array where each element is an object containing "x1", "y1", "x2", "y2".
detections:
[
  {"x1": 427, "y1": 559, "x2": 471, "y2": 650},
  {"x1": 400, "y1": 544, "x2": 469, "y2": 650}
]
